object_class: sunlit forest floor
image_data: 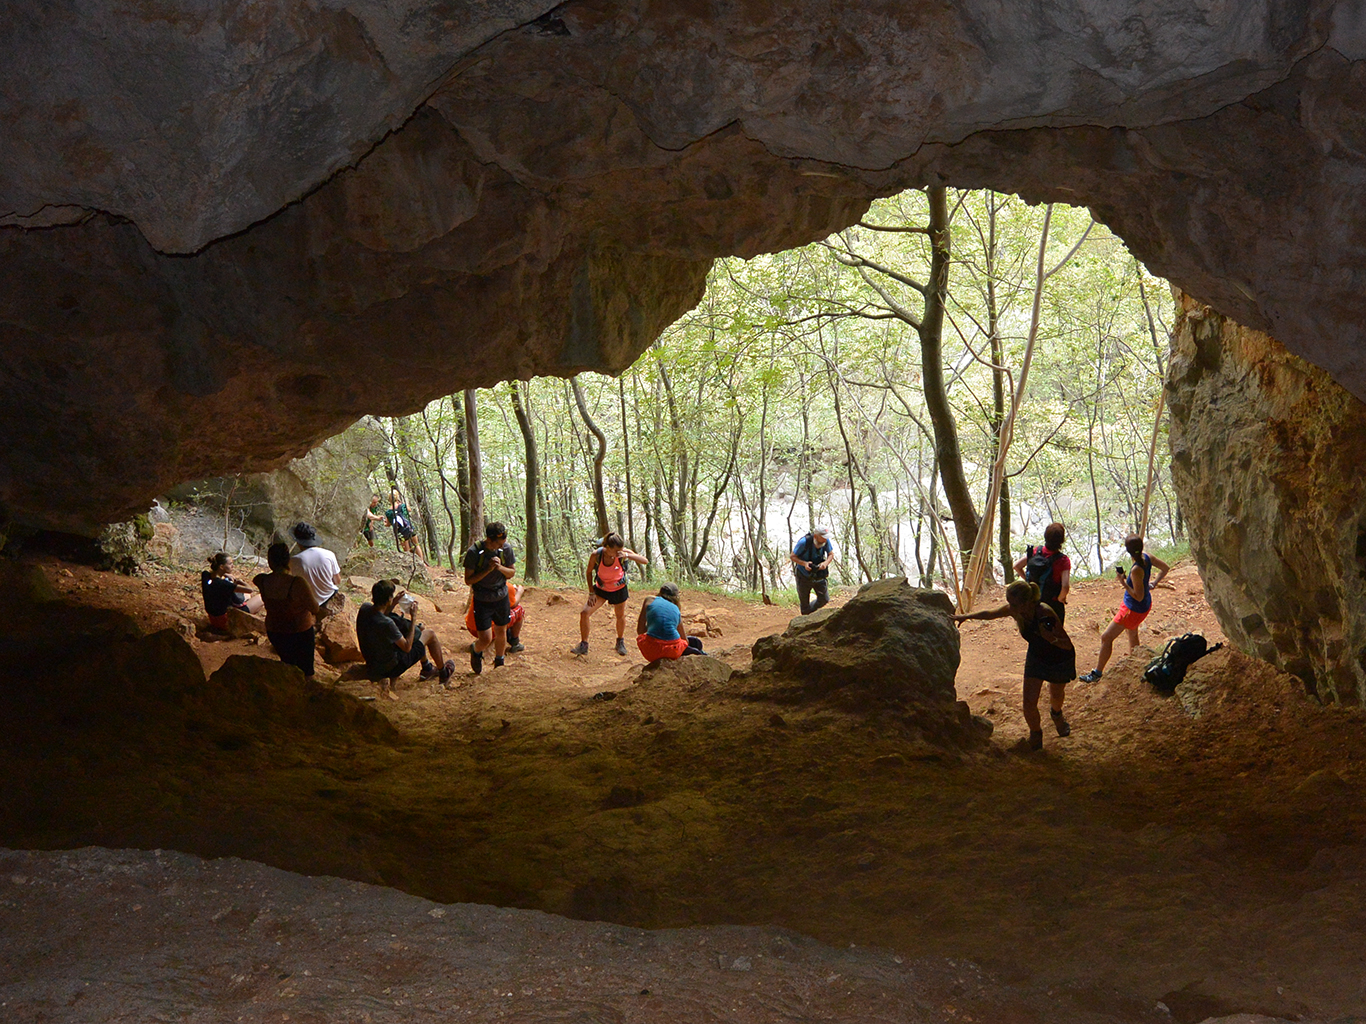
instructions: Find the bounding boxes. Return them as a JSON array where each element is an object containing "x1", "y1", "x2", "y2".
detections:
[{"x1": 4, "y1": 557, "x2": 1364, "y2": 1023}]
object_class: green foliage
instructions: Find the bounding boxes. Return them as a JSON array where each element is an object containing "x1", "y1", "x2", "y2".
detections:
[{"x1": 377, "y1": 189, "x2": 1181, "y2": 594}]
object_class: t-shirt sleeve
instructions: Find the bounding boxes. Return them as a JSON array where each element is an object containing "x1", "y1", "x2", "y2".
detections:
[
  {"x1": 379, "y1": 616, "x2": 403, "y2": 643},
  {"x1": 503, "y1": 545, "x2": 516, "y2": 568},
  {"x1": 1057, "y1": 553, "x2": 1072, "y2": 578},
  {"x1": 463, "y1": 546, "x2": 479, "y2": 572},
  {"x1": 325, "y1": 551, "x2": 341, "y2": 577}
]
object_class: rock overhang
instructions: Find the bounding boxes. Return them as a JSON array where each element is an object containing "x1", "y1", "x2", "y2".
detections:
[{"x1": 3, "y1": 1, "x2": 1366, "y2": 530}]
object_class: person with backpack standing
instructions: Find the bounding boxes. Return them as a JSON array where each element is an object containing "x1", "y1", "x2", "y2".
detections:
[
  {"x1": 952, "y1": 579, "x2": 1076, "y2": 750},
  {"x1": 464, "y1": 521, "x2": 517, "y2": 674},
  {"x1": 1079, "y1": 534, "x2": 1170, "y2": 682},
  {"x1": 387, "y1": 488, "x2": 427, "y2": 564},
  {"x1": 790, "y1": 525, "x2": 836, "y2": 616},
  {"x1": 572, "y1": 532, "x2": 649, "y2": 656},
  {"x1": 1013, "y1": 522, "x2": 1071, "y2": 623}
]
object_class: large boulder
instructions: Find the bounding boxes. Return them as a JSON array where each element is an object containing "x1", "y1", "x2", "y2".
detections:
[
  {"x1": 745, "y1": 577, "x2": 987, "y2": 748},
  {"x1": 1168, "y1": 296, "x2": 1366, "y2": 704}
]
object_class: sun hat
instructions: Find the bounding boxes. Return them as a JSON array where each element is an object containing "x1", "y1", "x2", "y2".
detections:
[{"x1": 292, "y1": 522, "x2": 319, "y2": 548}]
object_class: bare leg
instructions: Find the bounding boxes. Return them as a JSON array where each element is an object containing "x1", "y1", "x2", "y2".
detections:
[
  {"x1": 1095, "y1": 620, "x2": 1125, "y2": 673},
  {"x1": 242, "y1": 594, "x2": 265, "y2": 614},
  {"x1": 579, "y1": 596, "x2": 605, "y2": 641},
  {"x1": 614, "y1": 602, "x2": 627, "y2": 639},
  {"x1": 421, "y1": 627, "x2": 445, "y2": 668},
  {"x1": 1049, "y1": 682, "x2": 1066, "y2": 713},
  {"x1": 1022, "y1": 677, "x2": 1044, "y2": 733},
  {"x1": 493, "y1": 623, "x2": 507, "y2": 658},
  {"x1": 1126, "y1": 627, "x2": 1140, "y2": 650},
  {"x1": 475, "y1": 626, "x2": 494, "y2": 654}
]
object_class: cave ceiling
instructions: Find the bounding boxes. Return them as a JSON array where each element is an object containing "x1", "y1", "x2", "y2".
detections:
[{"x1": 2, "y1": 1, "x2": 1364, "y2": 531}]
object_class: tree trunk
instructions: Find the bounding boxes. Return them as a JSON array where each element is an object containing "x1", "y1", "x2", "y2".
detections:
[
  {"x1": 510, "y1": 381, "x2": 541, "y2": 582},
  {"x1": 570, "y1": 375, "x2": 610, "y2": 539},
  {"x1": 451, "y1": 392, "x2": 472, "y2": 550},
  {"x1": 464, "y1": 388, "x2": 485, "y2": 540},
  {"x1": 619, "y1": 377, "x2": 636, "y2": 552},
  {"x1": 830, "y1": 368, "x2": 871, "y2": 583},
  {"x1": 396, "y1": 415, "x2": 441, "y2": 564},
  {"x1": 420, "y1": 407, "x2": 459, "y2": 566},
  {"x1": 919, "y1": 185, "x2": 979, "y2": 566}
]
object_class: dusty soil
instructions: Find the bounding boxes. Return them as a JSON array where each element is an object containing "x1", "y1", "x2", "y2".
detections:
[{"x1": 2, "y1": 557, "x2": 1364, "y2": 1023}]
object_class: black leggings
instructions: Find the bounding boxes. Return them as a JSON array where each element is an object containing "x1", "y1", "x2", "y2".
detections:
[{"x1": 267, "y1": 627, "x2": 316, "y2": 677}]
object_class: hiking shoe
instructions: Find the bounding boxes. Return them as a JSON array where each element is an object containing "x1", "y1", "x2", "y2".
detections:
[
  {"x1": 1010, "y1": 731, "x2": 1044, "y2": 754},
  {"x1": 439, "y1": 659, "x2": 456, "y2": 686},
  {"x1": 1079, "y1": 669, "x2": 1103, "y2": 683},
  {"x1": 571, "y1": 641, "x2": 588, "y2": 656},
  {"x1": 470, "y1": 643, "x2": 483, "y2": 676},
  {"x1": 1050, "y1": 709, "x2": 1072, "y2": 737},
  {"x1": 1028, "y1": 729, "x2": 1044, "y2": 750},
  {"x1": 493, "y1": 655, "x2": 505, "y2": 668},
  {"x1": 506, "y1": 639, "x2": 525, "y2": 654},
  {"x1": 615, "y1": 637, "x2": 628, "y2": 656},
  {"x1": 418, "y1": 661, "x2": 439, "y2": 681}
]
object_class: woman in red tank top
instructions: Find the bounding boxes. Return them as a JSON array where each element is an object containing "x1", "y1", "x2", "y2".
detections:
[{"x1": 571, "y1": 532, "x2": 650, "y2": 657}]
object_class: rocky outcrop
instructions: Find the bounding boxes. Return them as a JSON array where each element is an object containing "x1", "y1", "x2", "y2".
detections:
[
  {"x1": 166, "y1": 419, "x2": 387, "y2": 564},
  {"x1": 1167, "y1": 296, "x2": 1366, "y2": 705},
  {"x1": 6, "y1": 4, "x2": 1366, "y2": 530},
  {"x1": 744, "y1": 577, "x2": 989, "y2": 748}
]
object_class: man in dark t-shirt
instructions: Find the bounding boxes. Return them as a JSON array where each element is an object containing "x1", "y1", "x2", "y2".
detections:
[
  {"x1": 463, "y1": 520, "x2": 516, "y2": 675},
  {"x1": 356, "y1": 579, "x2": 454, "y2": 698}
]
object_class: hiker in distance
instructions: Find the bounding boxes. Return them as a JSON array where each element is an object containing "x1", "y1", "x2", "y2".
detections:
[
  {"x1": 357, "y1": 578, "x2": 455, "y2": 698},
  {"x1": 1079, "y1": 534, "x2": 1170, "y2": 683},
  {"x1": 289, "y1": 522, "x2": 346, "y2": 621},
  {"x1": 359, "y1": 495, "x2": 386, "y2": 549},
  {"x1": 636, "y1": 582, "x2": 706, "y2": 663},
  {"x1": 387, "y1": 488, "x2": 427, "y2": 564},
  {"x1": 573, "y1": 532, "x2": 649, "y2": 656},
  {"x1": 464, "y1": 520, "x2": 516, "y2": 674},
  {"x1": 1013, "y1": 521, "x2": 1071, "y2": 623},
  {"x1": 953, "y1": 579, "x2": 1076, "y2": 751},
  {"x1": 790, "y1": 525, "x2": 836, "y2": 615}
]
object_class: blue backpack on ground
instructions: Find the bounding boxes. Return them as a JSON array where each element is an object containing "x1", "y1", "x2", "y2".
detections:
[{"x1": 1143, "y1": 633, "x2": 1223, "y2": 694}]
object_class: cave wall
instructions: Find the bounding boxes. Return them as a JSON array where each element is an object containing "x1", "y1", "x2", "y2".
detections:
[
  {"x1": 1168, "y1": 294, "x2": 1366, "y2": 705},
  {"x1": 6, "y1": 2, "x2": 1366, "y2": 534}
]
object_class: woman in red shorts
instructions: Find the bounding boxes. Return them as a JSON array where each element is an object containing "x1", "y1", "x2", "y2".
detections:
[
  {"x1": 1080, "y1": 534, "x2": 1169, "y2": 682},
  {"x1": 635, "y1": 582, "x2": 704, "y2": 663}
]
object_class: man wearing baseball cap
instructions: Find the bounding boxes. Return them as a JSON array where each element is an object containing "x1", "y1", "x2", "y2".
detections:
[{"x1": 790, "y1": 525, "x2": 836, "y2": 615}]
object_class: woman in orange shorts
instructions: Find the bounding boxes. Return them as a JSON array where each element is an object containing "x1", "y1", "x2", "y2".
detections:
[
  {"x1": 635, "y1": 582, "x2": 704, "y2": 663},
  {"x1": 1080, "y1": 534, "x2": 1169, "y2": 682}
]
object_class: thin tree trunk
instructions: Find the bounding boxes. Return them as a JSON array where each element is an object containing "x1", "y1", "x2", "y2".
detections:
[
  {"x1": 396, "y1": 415, "x2": 441, "y2": 564},
  {"x1": 619, "y1": 377, "x2": 636, "y2": 552},
  {"x1": 510, "y1": 381, "x2": 541, "y2": 582},
  {"x1": 451, "y1": 393, "x2": 472, "y2": 550},
  {"x1": 420, "y1": 407, "x2": 459, "y2": 566},
  {"x1": 1137, "y1": 276, "x2": 1167, "y2": 538},
  {"x1": 464, "y1": 388, "x2": 485, "y2": 540},
  {"x1": 920, "y1": 185, "x2": 979, "y2": 566},
  {"x1": 830, "y1": 367, "x2": 871, "y2": 583},
  {"x1": 570, "y1": 375, "x2": 610, "y2": 538}
]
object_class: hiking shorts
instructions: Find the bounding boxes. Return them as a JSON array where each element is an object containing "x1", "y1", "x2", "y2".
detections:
[
  {"x1": 593, "y1": 584, "x2": 629, "y2": 605},
  {"x1": 1113, "y1": 606, "x2": 1150, "y2": 630},
  {"x1": 473, "y1": 596, "x2": 512, "y2": 630},
  {"x1": 637, "y1": 633, "x2": 689, "y2": 662}
]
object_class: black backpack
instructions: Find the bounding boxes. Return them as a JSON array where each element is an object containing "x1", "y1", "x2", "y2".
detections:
[
  {"x1": 1023, "y1": 545, "x2": 1061, "y2": 597},
  {"x1": 1143, "y1": 633, "x2": 1224, "y2": 694}
]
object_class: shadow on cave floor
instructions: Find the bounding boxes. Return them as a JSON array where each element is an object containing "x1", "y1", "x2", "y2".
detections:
[{"x1": 2, "y1": 556, "x2": 1363, "y2": 1023}]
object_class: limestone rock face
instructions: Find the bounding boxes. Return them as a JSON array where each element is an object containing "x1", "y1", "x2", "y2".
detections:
[
  {"x1": 6, "y1": 2, "x2": 1366, "y2": 532},
  {"x1": 1167, "y1": 296, "x2": 1366, "y2": 705}
]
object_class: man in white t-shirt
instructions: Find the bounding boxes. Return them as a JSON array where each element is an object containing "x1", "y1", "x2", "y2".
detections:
[{"x1": 289, "y1": 522, "x2": 345, "y2": 620}]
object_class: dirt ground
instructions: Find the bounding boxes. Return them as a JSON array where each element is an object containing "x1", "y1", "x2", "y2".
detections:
[{"x1": 3, "y1": 556, "x2": 1365, "y2": 1023}]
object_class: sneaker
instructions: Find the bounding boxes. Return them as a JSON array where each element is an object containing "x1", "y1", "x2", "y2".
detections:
[
  {"x1": 506, "y1": 639, "x2": 525, "y2": 654},
  {"x1": 493, "y1": 656, "x2": 505, "y2": 668},
  {"x1": 615, "y1": 637, "x2": 628, "y2": 656},
  {"x1": 469, "y1": 643, "x2": 483, "y2": 676},
  {"x1": 571, "y1": 641, "x2": 588, "y2": 656},
  {"x1": 439, "y1": 659, "x2": 456, "y2": 686},
  {"x1": 418, "y1": 661, "x2": 438, "y2": 681},
  {"x1": 1050, "y1": 709, "x2": 1071, "y2": 737},
  {"x1": 1079, "y1": 669, "x2": 1103, "y2": 683}
]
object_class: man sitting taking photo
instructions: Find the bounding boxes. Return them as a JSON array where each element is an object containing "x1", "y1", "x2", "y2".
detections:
[{"x1": 356, "y1": 579, "x2": 455, "y2": 699}]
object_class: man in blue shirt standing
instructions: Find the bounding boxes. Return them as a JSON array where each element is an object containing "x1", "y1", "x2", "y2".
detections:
[{"x1": 790, "y1": 525, "x2": 835, "y2": 615}]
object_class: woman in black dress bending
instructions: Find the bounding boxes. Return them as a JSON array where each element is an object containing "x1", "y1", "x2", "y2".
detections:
[{"x1": 953, "y1": 579, "x2": 1076, "y2": 750}]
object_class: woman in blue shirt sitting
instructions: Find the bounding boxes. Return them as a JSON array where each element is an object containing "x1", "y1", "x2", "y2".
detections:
[{"x1": 635, "y1": 582, "x2": 705, "y2": 663}]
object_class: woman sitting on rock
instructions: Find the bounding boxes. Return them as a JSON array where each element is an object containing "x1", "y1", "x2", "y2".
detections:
[
  {"x1": 635, "y1": 582, "x2": 705, "y2": 664},
  {"x1": 201, "y1": 552, "x2": 263, "y2": 630},
  {"x1": 254, "y1": 542, "x2": 322, "y2": 678},
  {"x1": 952, "y1": 580, "x2": 1074, "y2": 751}
]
